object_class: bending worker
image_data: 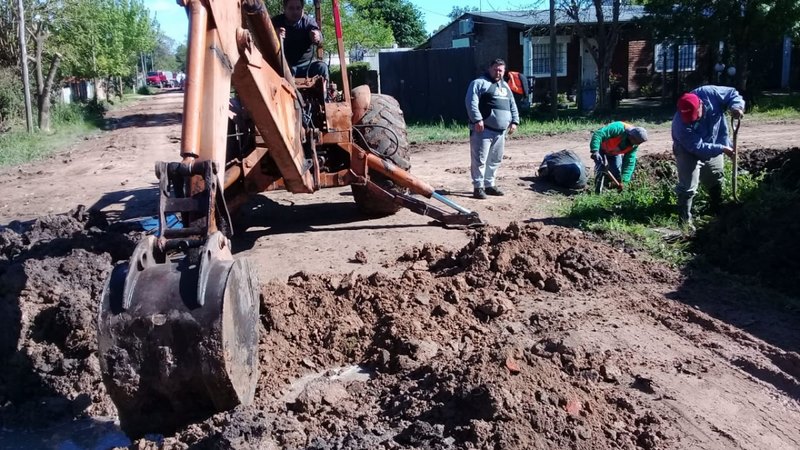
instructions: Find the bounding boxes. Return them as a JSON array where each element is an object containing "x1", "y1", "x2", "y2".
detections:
[
  {"x1": 589, "y1": 121, "x2": 648, "y2": 193},
  {"x1": 672, "y1": 85, "x2": 744, "y2": 229}
]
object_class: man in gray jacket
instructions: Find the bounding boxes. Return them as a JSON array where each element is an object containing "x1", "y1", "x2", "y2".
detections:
[{"x1": 465, "y1": 58, "x2": 520, "y2": 199}]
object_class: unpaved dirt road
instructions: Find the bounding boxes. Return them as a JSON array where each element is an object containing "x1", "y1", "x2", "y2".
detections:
[
  {"x1": 1, "y1": 92, "x2": 800, "y2": 449},
  {"x1": 2, "y1": 92, "x2": 799, "y2": 282}
]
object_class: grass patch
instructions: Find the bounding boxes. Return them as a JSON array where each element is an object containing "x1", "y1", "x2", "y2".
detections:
[
  {"x1": 565, "y1": 177, "x2": 690, "y2": 265},
  {"x1": 564, "y1": 159, "x2": 763, "y2": 266},
  {"x1": 749, "y1": 93, "x2": 800, "y2": 120},
  {"x1": 0, "y1": 102, "x2": 106, "y2": 167},
  {"x1": 406, "y1": 99, "x2": 679, "y2": 144},
  {"x1": 407, "y1": 115, "x2": 666, "y2": 144},
  {"x1": 406, "y1": 92, "x2": 800, "y2": 144}
]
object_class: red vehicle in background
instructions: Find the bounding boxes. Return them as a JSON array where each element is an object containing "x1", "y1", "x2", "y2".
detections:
[{"x1": 146, "y1": 71, "x2": 174, "y2": 88}]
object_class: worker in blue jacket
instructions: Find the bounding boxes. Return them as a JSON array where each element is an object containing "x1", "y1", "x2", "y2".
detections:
[{"x1": 672, "y1": 85, "x2": 745, "y2": 228}]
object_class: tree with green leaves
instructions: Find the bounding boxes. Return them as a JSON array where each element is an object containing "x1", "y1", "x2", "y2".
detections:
[
  {"x1": 0, "y1": 0, "x2": 66, "y2": 131},
  {"x1": 644, "y1": 0, "x2": 800, "y2": 100},
  {"x1": 57, "y1": 0, "x2": 157, "y2": 98},
  {"x1": 558, "y1": 0, "x2": 627, "y2": 110},
  {"x1": 352, "y1": 0, "x2": 427, "y2": 47},
  {"x1": 448, "y1": 6, "x2": 478, "y2": 21}
]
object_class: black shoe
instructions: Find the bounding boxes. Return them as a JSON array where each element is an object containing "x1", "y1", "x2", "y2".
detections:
[
  {"x1": 485, "y1": 186, "x2": 504, "y2": 196},
  {"x1": 473, "y1": 188, "x2": 487, "y2": 199}
]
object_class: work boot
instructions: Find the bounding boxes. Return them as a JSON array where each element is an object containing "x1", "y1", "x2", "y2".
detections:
[
  {"x1": 473, "y1": 187, "x2": 487, "y2": 199},
  {"x1": 679, "y1": 217, "x2": 696, "y2": 235},
  {"x1": 677, "y1": 192, "x2": 693, "y2": 224},
  {"x1": 485, "y1": 186, "x2": 504, "y2": 196}
]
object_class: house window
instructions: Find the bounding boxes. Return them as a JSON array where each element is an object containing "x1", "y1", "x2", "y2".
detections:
[
  {"x1": 531, "y1": 42, "x2": 567, "y2": 77},
  {"x1": 654, "y1": 43, "x2": 696, "y2": 72}
]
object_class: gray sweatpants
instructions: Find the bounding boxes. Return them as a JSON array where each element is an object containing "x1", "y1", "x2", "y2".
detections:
[
  {"x1": 470, "y1": 128, "x2": 506, "y2": 188},
  {"x1": 673, "y1": 145, "x2": 725, "y2": 222}
]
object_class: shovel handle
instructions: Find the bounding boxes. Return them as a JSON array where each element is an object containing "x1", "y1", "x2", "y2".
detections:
[{"x1": 731, "y1": 116, "x2": 741, "y2": 201}]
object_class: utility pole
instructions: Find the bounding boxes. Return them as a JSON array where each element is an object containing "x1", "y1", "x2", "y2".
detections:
[
  {"x1": 549, "y1": 0, "x2": 558, "y2": 115},
  {"x1": 17, "y1": 0, "x2": 34, "y2": 132}
]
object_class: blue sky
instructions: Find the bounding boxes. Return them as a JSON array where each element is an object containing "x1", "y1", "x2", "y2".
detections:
[{"x1": 143, "y1": 0, "x2": 528, "y2": 46}]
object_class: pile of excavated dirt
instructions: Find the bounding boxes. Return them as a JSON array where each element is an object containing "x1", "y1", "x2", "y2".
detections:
[
  {"x1": 0, "y1": 206, "x2": 138, "y2": 427},
  {"x1": 142, "y1": 223, "x2": 684, "y2": 449}
]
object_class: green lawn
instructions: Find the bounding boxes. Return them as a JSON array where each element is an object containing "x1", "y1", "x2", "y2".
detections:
[
  {"x1": 0, "y1": 96, "x2": 146, "y2": 168},
  {"x1": 407, "y1": 91, "x2": 800, "y2": 144}
]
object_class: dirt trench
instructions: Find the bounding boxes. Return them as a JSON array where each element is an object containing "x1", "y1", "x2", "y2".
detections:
[{"x1": 2, "y1": 204, "x2": 800, "y2": 449}]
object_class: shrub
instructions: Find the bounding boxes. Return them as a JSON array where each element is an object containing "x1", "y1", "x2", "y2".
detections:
[
  {"x1": 330, "y1": 62, "x2": 371, "y2": 90},
  {"x1": 0, "y1": 67, "x2": 24, "y2": 127}
]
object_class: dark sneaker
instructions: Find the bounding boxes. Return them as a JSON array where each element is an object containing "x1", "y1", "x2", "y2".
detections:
[
  {"x1": 485, "y1": 186, "x2": 504, "y2": 196},
  {"x1": 473, "y1": 187, "x2": 487, "y2": 199}
]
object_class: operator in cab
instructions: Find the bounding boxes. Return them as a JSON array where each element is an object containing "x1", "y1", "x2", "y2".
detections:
[{"x1": 272, "y1": 0, "x2": 329, "y2": 81}]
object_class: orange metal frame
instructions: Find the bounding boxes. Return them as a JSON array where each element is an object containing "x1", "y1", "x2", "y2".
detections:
[{"x1": 178, "y1": 0, "x2": 442, "y2": 232}]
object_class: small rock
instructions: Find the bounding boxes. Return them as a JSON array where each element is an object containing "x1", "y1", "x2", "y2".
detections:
[
  {"x1": 474, "y1": 247, "x2": 491, "y2": 263},
  {"x1": 414, "y1": 293, "x2": 431, "y2": 305},
  {"x1": 535, "y1": 390, "x2": 548, "y2": 404},
  {"x1": 411, "y1": 340, "x2": 439, "y2": 362},
  {"x1": 543, "y1": 276, "x2": 561, "y2": 293},
  {"x1": 321, "y1": 383, "x2": 350, "y2": 406},
  {"x1": 576, "y1": 426, "x2": 592, "y2": 440},
  {"x1": 301, "y1": 358, "x2": 316, "y2": 369},
  {"x1": 601, "y1": 364, "x2": 622, "y2": 382},
  {"x1": 432, "y1": 302, "x2": 456, "y2": 317},
  {"x1": 476, "y1": 296, "x2": 514, "y2": 318},
  {"x1": 351, "y1": 250, "x2": 368, "y2": 264},
  {"x1": 505, "y1": 356, "x2": 521, "y2": 374},
  {"x1": 564, "y1": 398, "x2": 582, "y2": 416},
  {"x1": 444, "y1": 289, "x2": 460, "y2": 304},
  {"x1": 411, "y1": 260, "x2": 428, "y2": 271}
]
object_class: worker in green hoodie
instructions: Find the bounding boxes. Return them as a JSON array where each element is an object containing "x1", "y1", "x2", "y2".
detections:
[{"x1": 589, "y1": 121, "x2": 648, "y2": 193}]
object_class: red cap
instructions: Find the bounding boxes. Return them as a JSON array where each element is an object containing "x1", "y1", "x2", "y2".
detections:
[{"x1": 677, "y1": 93, "x2": 701, "y2": 124}]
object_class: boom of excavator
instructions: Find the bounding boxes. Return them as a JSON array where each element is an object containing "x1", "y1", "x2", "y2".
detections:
[{"x1": 98, "y1": 0, "x2": 482, "y2": 437}]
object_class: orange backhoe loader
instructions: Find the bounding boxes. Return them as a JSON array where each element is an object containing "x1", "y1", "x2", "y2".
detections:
[{"x1": 97, "y1": 0, "x2": 482, "y2": 437}]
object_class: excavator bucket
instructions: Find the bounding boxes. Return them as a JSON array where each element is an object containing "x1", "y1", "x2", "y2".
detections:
[{"x1": 98, "y1": 233, "x2": 260, "y2": 437}]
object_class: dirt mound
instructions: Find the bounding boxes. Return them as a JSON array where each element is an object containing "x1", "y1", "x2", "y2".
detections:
[
  {"x1": 140, "y1": 223, "x2": 677, "y2": 449},
  {"x1": 0, "y1": 207, "x2": 139, "y2": 427},
  {"x1": 695, "y1": 147, "x2": 800, "y2": 297},
  {"x1": 631, "y1": 153, "x2": 676, "y2": 185},
  {"x1": 738, "y1": 147, "x2": 800, "y2": 175}
]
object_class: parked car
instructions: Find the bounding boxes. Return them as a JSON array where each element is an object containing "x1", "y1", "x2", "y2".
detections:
[{"x1": 146, "y1": 71, "x2": 174, "y2": 88}]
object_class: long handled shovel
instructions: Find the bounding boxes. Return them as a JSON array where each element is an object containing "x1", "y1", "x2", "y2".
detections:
[
  {"x1": 601, "y1": 163, "x2": 624, "y2": 192},
  {"x1": 731, "y1": 116, "x2": 741, "y2": 201}
]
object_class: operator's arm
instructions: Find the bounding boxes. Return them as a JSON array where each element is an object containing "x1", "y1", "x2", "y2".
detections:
[
  {"x1": 620, "y1": 147, "x2": 638, "y2": 183},
  {"x1": 305, "y1": 16, "x2": 322, "y2": 44},
  {"x1": 590, "y1": 122, "x2": 624, "y2": 153},
  {"x1": 465, "y1": 79, "x2": 486, "y2": 124}
]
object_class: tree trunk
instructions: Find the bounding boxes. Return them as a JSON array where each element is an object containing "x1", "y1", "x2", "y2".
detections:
[{"x1": 37, "y1": 53, "x2": 61, "y2": 132}]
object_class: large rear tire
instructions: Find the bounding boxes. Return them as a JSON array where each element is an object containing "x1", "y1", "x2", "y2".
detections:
[{"x1": 351, "y1": 94, "x2": 411, "y2": 216}]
